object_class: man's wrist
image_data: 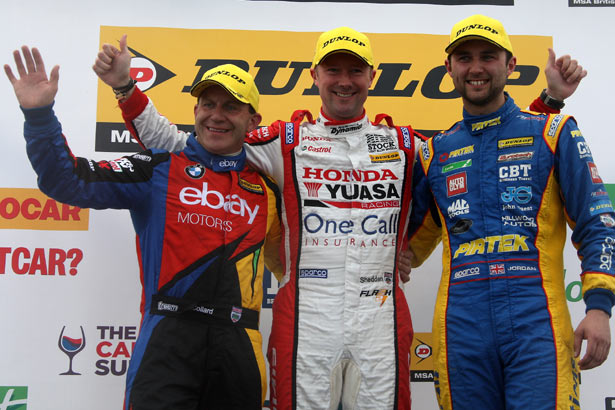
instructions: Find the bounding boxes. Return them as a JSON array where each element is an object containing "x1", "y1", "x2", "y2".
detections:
[
  {"x1": 112, "y1": 78, "x2": 137, "y2": 100},
  {"x1": 540, "y1": 88, "x2": 565, "y2": 110}
]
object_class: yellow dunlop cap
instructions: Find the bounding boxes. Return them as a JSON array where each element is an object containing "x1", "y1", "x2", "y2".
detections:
[
  {"x1": 312, "y1": 26, "x2": 374, "y2": 67},
  {"x1": 190, "y1": 63, "x2": 259, "y2": 112},
  {"x1": 446, "y1": 14, "x2": 513, "y2": 55}
]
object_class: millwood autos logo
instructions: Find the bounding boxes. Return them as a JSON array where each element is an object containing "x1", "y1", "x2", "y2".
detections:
[{"x1": 0, "y1": 386, "x2": 27, "y2": 409}]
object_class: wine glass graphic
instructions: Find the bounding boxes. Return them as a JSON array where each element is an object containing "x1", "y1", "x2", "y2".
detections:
[{"x1": 58, "y1": 325, "x2": 86, "y2": 375}]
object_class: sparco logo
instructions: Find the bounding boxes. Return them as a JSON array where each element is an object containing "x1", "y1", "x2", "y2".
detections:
[
  {"x1": 299, "y1": 269, "x2": 328, "y2": 279},
  {"x1": 547, "y1": 114, "x2": 564, "y2": 137},
  {"x1": 330, "y1": 123, "x2": 363, "y2": 135},
  {"x1": 453, "y1": 266, "x2": 480, "y2": 279},
  {"x1": 179, "y1": 183, "x2": 259, "y2": 224}
]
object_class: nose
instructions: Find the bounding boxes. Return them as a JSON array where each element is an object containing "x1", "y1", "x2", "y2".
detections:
[
  {"x1": 337, "y1": 70, "x2": 353, "y2": 87},
  {"x1": 209, "y1": 104, "x2": 226, "y2": 121}
]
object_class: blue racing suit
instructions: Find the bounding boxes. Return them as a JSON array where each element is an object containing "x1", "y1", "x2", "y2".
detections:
[{"x1": 408, "y1": 94, "x2": 615, "y2": 410}]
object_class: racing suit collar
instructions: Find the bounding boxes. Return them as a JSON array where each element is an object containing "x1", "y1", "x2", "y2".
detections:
[
  {"x1": 317, "y1": 109, "x2": 370, "y2": 137},
  {"x1": 184, "y1": 133, "x2": 246, "y2": 172},
  {"x1": 462, "y1": 92, "x2": 518, "y2": 135}
]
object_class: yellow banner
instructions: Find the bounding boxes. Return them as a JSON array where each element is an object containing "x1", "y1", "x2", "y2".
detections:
[
  {"x1": 96, "y1": 27, "x2": 551, "y2": 131},
  {"x1": 0, "y1": 188, "x2": 89, "y2": 231}
]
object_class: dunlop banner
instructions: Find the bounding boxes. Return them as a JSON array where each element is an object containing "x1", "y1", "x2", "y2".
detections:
[{"x1": 96, "y1": 26, "x2": 551, "y2": 152}]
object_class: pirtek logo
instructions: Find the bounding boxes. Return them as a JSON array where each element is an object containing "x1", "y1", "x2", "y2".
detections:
[{"x1": 453, "y1": 234, "x2": 530, "y2": 259}]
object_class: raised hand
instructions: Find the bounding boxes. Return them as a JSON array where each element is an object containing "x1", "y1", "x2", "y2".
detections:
[
  {"x1": 545, "y1": 48, "x2": 587, "y2": 101},
  {"x1": 92, "y1": 34, "x2": 132, "y2": 88},
  {"x1": 4, "y1": 46, "x2": 59, "y2": 109}
]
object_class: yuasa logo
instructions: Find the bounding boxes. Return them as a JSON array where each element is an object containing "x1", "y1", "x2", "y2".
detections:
[{"x1": 179, "y1": 183, "x2": 259, "y2": 224}]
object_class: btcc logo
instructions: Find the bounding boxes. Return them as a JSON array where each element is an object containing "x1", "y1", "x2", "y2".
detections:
[{"x1": 453, "y1": 234, "x2": 530, "y2": 259}]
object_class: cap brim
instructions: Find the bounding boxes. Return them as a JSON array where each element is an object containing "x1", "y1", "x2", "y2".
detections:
[
  {"x1": 445, "y1": 35, "x2": 506, "y2": 54},
  {"x1": 315, "y1": 49, "x2": 372, "y2": 67},
  {"x1": 190, "y1": 80, "x2": 250, "y2": 106}
]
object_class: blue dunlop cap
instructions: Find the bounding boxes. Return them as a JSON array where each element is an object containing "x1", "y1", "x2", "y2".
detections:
[
  {"x1": 446, "y1": 14, "x2": 514, "y2": 55},
  {"x1": 190, "y1": 63, "x2": 259, "y2": 112}
]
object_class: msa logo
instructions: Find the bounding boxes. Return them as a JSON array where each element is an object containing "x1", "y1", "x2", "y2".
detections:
[
  {"x1": 0, "y1": 386, "x2": 27, "y2": 409},
  {"x1": 446, "y1": 172, "x2": 467, "y2": 197},
  {"x1": 448, "y1": 199, "x2": 469, "y2": 218},
  {"x1": 179, "y1": 183, "x2": 259, "y2": 224},
  {"x1": 499, "y1": 164, "x2": 531, "y2": 181},
  {"x1": 501, "y1": 186, "x2": 532, "y2": 204},
  {"x1": 588, "y1": 162, "x2": 602, "y2": 184}
]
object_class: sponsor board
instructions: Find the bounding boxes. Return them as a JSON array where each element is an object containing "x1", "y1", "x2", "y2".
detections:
[
  {"x1": 410, "y1": 332, "x2": 434, "y2": 382},
  {"x1": 569, "y1": 0, "x2": 615, "y2": 6},
  {"x1": 0, "y1": 386, "x2": 27, "y2": 409},
  {"x1": 0, "y1": 188, "x2": 89, "y2": 231},
  {"x1": 96, "y1": 26, "x2": 550, "y2": 152}
]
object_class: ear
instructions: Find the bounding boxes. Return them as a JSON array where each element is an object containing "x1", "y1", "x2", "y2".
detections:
[
  {"x1": 506, "y1": 56, "x2": 517, "y2": 77},
  {"x1": 310, "y1": 67, "x2": 318, "y2": 87},
  {"x1": 444, "y1": 58, "x2": 453, "y2": 77},
  {"x1": 194, "y1": 102, "x2": 198, "y2": 117},
  {"x1": 368, "y1": 67, "x2": 376, "y2": 87},
  {"x1": 247, "y1": 113, "x2": 262, "y2": 132}
]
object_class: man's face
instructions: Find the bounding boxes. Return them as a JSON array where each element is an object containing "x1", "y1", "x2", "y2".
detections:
[
  {"x1": 311, "y1": 52, "x2": 375, "y2": 121},
  {"x1": 193, "y1": 85, "x2": 261, "y2": 155},
  {"x1": 445, "y1": 40, "x2": 516, "y2": 115}
]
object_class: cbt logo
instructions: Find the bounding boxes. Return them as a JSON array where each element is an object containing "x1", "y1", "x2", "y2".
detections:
[
  {"x1": 127, "y1": 47, "x2": 175, "y2": 92},
  {"x1": 0, "y1": 386, "x2": 28, "y2": 409}
]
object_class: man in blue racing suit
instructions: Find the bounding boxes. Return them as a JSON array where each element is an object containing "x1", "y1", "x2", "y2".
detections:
[
  {"x1": 5, "y1": 47, "x2": 282, "y2": 410},
  {"x1": 408, "y1": 14, "x2": 615, "y2": 410}
]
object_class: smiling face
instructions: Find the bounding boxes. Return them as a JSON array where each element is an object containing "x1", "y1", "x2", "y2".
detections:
[
  {"x1": 445, "y1": 39, "x2": 516, "y2": 116},
  {"x1": 311, "y1": 52, "x2": 375, "y2": 121},
  {"x1": 193, "y1": 85, "x2": 262, "y2": 155}
]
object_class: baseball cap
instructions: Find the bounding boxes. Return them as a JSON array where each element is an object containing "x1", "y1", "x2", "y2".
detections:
[
  {"x1": 312, "y1": 27, "x2": 374, "y2": 67},
  {"x1": 190, "y1": 63, "x2": 259, "y2": 112},
  {"x1": 445, "y1": 15, "x2": 513, "y2": 55}
]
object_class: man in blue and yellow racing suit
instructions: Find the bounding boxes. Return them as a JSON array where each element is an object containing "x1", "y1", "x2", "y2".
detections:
[{"x1": 408, "y1": 14, "x2": 615, "y2": 410}]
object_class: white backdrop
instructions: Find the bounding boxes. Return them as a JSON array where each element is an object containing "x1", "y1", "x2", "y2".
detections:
[{"x1": 1, "y1": 0, "x2": 614, "y2": 409}]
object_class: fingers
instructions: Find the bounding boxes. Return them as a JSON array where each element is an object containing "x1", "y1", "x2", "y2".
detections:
[
  {"x1": 546, "y1": 47, "x2": 556, "y2": 69},
  {"x1": 32, "y1": 47, "x2": 46, "y2": 77},
  {"x1": 119, "y1": 34, "x2": 127, "y2": 52},
  {"x1": 22, "y1": 45, "x2": 36, "y2": 75},
  {"x1": 13, "y1": 49, "x2": 26, "y2": 77},
  {"x1": 4, "y1": 64, "x2": 17, "y2": 84},
  {"x1": 573, "y1": 327, "x2": 582, "y2": 358},
  {"x1": 49, "y1": 65, "x2": 60, "y2": 86}
]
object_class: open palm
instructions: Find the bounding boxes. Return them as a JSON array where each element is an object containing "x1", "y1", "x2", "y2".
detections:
[{"x1": 4, "y1": 46, "x2": 59, "y2": 109}]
